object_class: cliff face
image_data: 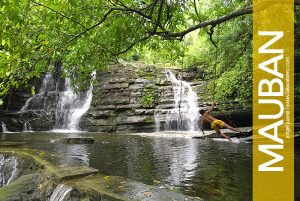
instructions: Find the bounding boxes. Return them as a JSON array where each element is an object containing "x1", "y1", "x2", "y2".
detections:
[
  {"x1": 0, "y1": 61, "x2": 252, "y2": 133},
  {"x1": 83, "y1": 62, "x2": 206, "y2": 132},
  {"x1": 0, "y1": 77, "x2": 56, "y2": 132}
]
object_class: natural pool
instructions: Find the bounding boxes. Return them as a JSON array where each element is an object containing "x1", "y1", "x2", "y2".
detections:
[{"x1": 1, "y1": 131, "x2": 299, "y2": 201}]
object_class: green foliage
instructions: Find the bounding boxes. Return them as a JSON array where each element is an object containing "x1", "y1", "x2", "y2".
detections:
[
  {"x1": 120, "y1": 1, "x2": 254, "y2": 105},
  {"x1": 136, "y1": 66, "x2": 155, "y2": 80},
  {"x1": 204, "y1": 16, "x2": 253, "y2": 105},
  {"x1": 2, "y1": 0, "x2": 296, "y2": 107},
  {"x1": 156, "y1": 14, "x2": 253, "y2": 106},
  {"x1": 123, "y1": 39, "x2": 186, "y2": 66},
  {"x1": 141, "y1": 85, "x2": 157, "y2": 108},
  {"x1": 31, "y1": 86, "x2": 35, "y2": 96},
  {"x1": 107, "y1": 112, "x2": 116, "y2": 126}
]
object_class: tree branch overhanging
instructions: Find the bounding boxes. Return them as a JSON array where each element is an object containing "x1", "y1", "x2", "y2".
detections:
[
  {"x1": 208, "y1": 25, "x2": 218, "y2": 48},
  {"x1": 56, "y1": 0, "x2": 300, "y2": 53},
  {"x1": 162, "y1": 0, "x2": 300, "y2": 39},
  {"x1": 112, "y1": 35, "x2": 150, "y2": 56},
  {"x1": 30, "y1": 1, "x2": 87, "y2": 30}
]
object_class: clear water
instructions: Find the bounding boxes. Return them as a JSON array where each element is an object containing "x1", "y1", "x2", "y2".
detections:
[{"x1": 1, "y1": 132, "x2": 299, "y2": 201}]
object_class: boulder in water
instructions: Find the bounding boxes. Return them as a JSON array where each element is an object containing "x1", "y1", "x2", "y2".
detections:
[{"x1": 60, "y1": 137, "x2": 95, "y2": 144}]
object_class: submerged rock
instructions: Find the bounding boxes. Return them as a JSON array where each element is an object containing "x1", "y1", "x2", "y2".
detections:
[
  {"x1": 61, "y1": 137, "x2": 95, "y2": 144},
  {"x1": 69, "y1": 173, "x2": 203, "y2": 201}
]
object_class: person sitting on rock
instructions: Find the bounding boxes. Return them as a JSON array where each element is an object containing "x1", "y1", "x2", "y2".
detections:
[{"x1": 199, "y1": 102, "x2": 241, "y2": 142}]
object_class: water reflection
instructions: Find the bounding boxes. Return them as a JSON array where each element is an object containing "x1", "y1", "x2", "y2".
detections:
[
  {"x1": 2, "y1": 132, "x2": 299, "y2": 201},
  {"x1": 152, "y1": 138, "x2": 199, "y2": 186},
  {"x1": 86, "y1": 134, "x2": 253, "y2": 201},
  {"x1": 52, "y1": 142, "x2": 89, "y2": 166},
  {"x1": 1, "y1": 132, "x2": 254, "y2": 201}
]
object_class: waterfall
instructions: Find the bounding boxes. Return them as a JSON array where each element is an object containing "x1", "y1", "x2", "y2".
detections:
[
  {"x1": 39, "y1": 73, "x2": 55, "y2": 94},
  {"x1": 18, "y1": 73, "x2": 56, "y2": 114},
  {"x1": 19, "y1": 97, "x2": 34, "y2": 113},
  {"x1": 0, "y1": 155, "x2": 19, "y2": 187},
  {"x1": 50, "y1": 184, "x2": 73, "y2": 201},
  {"x1": 155, "y1": 69, "x2": 200, "y2": 131},
  {"x1": 18, "y1": 71, "x2": 96, "y2": 132},
  {"x1": 154, "y1": 113, "x2": 160, "y2": 132},
  {"x1": 1, "y1": 122, "x2": 9, "y2": 133},
  {"x1": 54, "y1": 71, "x2": 96, "y2": 131},
  {"x1": 23, "y1": 121, "x2": 33, "y2": 132}
]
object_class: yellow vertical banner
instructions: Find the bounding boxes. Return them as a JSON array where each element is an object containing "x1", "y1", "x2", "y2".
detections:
[{"x1": 253, "y1": 0, "x2": 294, "y2": 201}]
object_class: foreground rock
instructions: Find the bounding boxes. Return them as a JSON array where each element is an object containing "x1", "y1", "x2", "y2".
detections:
[
  {"x1": 0, "y1": 173, "x2": 51, "y2": 201},
  {"x1": 0, "y1": 149, "x2": 203, "y2": 201},
  {"x1": 69, "y1": 173, "x2": 203, "y2": 201}
]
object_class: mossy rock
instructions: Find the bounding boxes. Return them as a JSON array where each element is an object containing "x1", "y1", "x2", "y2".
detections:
[
  {"x1": 0, "y1": 152, "x2": 42, "y2": 186},
  {"x1": 144, "y1": 116, "x2": 154, "y2": 123},
  {"x1": 0, "y1": 141, "x2": 27, "y2": 147},
  {"x1": 0, "y1": 173, "x2": 43, "y2": 201},
  {"x1": 141, "y1": 84, "x2": 158, "y2": 108}
]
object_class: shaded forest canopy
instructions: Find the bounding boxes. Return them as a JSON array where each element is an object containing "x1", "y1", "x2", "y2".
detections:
[{"x1": 0, "y1": 0, "x2": 299, "y2": 106}]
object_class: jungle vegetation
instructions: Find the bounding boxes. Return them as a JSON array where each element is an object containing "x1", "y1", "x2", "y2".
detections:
[{"x1": 0, "y1": 0, "x2": 299, "y2": 106}]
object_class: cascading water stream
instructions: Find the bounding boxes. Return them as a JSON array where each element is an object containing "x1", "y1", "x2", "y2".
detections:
[
  {"x1": 50, "y1": 184, "x2": 73, "y2": 201},
  {"x1": 39, "y1": 73, "x2": 56, "y2": 94},
  {"x1": 155, "y1": 69, "x2": 200, "y2": 132},
  {"x1": 18, "y1": 71, "x2": 96, "y2": 132},
  {"x1": 23, "y1": 121, "x2": 33, "y2": 132},
  {"x1": 154, "y1": 113, "x2": 161, "y2": 132},
  {"x1": 0, "y1": 155, "x2": 19, "y2": 187},
  {"x1": 19, "y1": 97, "x2": 34, "y2": 113},
  {"x1": 1, "y1": 122, "x2": 9, "y2": 133},
  {"x1": 18, "y1": 73, "x2": 56, "y2": 114},
  {"x1": 54, "y1": 71, "x2": 96, "y2": 131}
]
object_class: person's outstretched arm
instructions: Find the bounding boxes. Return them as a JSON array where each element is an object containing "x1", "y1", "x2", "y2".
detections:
[{"x1": 206, "y1": 102, "x2": 216, "y2": 114}]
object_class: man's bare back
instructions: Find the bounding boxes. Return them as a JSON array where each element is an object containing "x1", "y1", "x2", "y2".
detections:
[
  {"x1": 201, "y1": 113, "x2": 216, "y2": 124},
  {"x1": 199, "y1": 102, "x2": 241, "y2": 142}
]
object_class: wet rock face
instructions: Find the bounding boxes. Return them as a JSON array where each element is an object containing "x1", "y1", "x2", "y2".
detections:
[
  {"x1": 0, "y1": 153, "x2": 56, "y2": 201},
  {"x1": 0, "y1": 62, "x2": 206, "y2": 133},
  {"x1": 82, "y1": 62, "x2": 206, "y2": 132},
  {"x1": 0, "y1": 172, "x2": 56, "y2": 201},
  {"x1": 0, "y1": 61, "x2": 251, "y2": 133},
  {"x1": 0, "y1": 155, "x2": 18, "y2": 187},
  {"x1": 0, "y1": 154, "x2": 41, "y2": 187},
  {"x1": 0, "y1": 73, "x2": 59, "y2": 132}
]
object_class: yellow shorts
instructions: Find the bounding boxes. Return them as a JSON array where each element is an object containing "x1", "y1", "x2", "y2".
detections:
[{"x1": 211, "y1": 120, "x2": 225, "y2": 132}]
